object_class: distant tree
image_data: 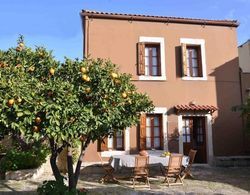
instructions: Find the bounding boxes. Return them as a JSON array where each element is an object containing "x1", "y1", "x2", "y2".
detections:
[
  {"x1": 233, "y1": 97, "x2": 250, "y2": 133},
  {"x1": 0, "y1": 37, "x2": 154, "y2": 192}
]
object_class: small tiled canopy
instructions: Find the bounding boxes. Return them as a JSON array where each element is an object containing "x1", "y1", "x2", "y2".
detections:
[{"x1": 174, "y1": 104, "x2": 217, "y2": 113}]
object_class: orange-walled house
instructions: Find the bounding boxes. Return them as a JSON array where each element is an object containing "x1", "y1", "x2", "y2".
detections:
[{"x1": 80, "y1": 10, "x2": 248, "y2": 165}]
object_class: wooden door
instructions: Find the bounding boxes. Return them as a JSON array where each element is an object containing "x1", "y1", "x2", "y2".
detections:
[
  {"x1": 182, "y1": 117, "x2": 207, "y2": 163},
  {"x1": 193, "y1": 117, "x2": 207, "y2": 163}
]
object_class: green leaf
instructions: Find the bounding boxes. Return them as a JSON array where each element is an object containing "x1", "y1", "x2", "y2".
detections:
[{"x1": 17, "y1": 112, "x2": 24, "y2": 117}]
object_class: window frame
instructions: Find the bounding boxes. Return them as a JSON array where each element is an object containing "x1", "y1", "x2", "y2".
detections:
[
  {"x1": 138, "y1": 36, "x2": 166, "y2": 81},
  {"x1": 113, "y1": 130, "x2": 125, "y2": 151},
  {"x1": 99, "y1": 128, "x2": 130, "y2": 157},
  {"x1": 144, "y1": 43, "x2": 161, "y2": 76},
  {"x1": 139, "y1": 107, "x2": 168, "y2": 151},
  {"x1": 145, "y1": 114, "x2": 163, "y2": 150},
  {"x1": 180, "y1": 38, "x2": 207, "y2": 81},
  {"x1": 186, "y1": 45, "x2": 202, "y2": 77}
]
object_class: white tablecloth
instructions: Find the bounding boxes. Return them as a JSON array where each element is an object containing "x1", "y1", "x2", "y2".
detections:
[{"x1": 111, "y1": 154, "x2": 189, "y2": 170}]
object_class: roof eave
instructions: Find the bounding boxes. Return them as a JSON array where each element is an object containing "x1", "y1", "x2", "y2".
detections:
[{"x1": 81, "y1": 10, "x2": 239, "y2": 28}]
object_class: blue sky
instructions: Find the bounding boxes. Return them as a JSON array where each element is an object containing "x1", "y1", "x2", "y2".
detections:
[{"x1": 0, "y1": 0, "x2": 250, "y2": 61}]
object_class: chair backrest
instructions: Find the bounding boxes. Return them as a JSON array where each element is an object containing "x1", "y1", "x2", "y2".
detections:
[
  {"x1": 167, "y1": 153, "x2": 183, "y2": 175},
  {"x1": 97, "y1": 152, "x2": 113, "y2": 166},
  {"x1": 188, "y1": 149, "x2": 197, "y2": 165},
  {"x1": 134, "y1": 156, "x2": 149, "y2": 175}
]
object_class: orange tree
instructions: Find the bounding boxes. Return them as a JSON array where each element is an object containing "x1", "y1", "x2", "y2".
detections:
[{"x1": 0, "y1": 37, "x2": 154, "y2": 191}]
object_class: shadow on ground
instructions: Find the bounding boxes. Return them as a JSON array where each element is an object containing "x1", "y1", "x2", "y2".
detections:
[{"x1": 78, "y1": 164, "x2": 250, "y2": 194}]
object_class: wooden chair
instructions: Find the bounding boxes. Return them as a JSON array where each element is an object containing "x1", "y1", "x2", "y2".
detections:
[
  {"x1": 181, "y1": 149, "x2": 197, "y2": 180},
  {"x1": 132, "y1": 156, "x2": 150, "y2": 189},
  {"x1": 163, "y1": 153, "x2": 183, "y2": 186},
  {"x1": 97, "y1": 153, "x2": 116, "y2": 183}
]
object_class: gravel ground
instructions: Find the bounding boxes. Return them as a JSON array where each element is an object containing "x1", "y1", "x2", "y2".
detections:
[{"x1": 0, "y1": 165, "x2": 249, "y2": 194}]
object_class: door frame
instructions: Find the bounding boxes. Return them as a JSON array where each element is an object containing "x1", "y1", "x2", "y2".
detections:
[{"x1": 178, "y1": 113, "x2": 214, "y2": 164}]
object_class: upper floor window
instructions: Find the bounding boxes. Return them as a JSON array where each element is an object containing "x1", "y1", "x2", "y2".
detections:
[
  {"x1": 186, "y1": 46, "x2": 202, "y2": 77},
  {"x1": 181, "y1": 38, "x2": 207, "y2": 80},
  {"x1": 138, "y1": 37, "x2": 166, "y2": 80},
  {"x1": 145, "y1": 44, "x2": 161, "y2": 76}
]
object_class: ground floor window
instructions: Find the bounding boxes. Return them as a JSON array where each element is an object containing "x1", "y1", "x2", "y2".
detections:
[
  {"x1": 139, "y1": 114, "x2": 163, "y2": 150},
  {"x1": 98, "y1": 130, "x2": 125, "y2": 151}
]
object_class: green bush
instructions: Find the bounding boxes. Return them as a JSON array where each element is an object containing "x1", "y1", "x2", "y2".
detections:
[
  {"x1": 0, "y1": 142, "x2": 49, "y2": 171},
  {"x1": 0, "y1": 144, "x2": 7, "y2": 153},
  {"x1": 37, "y1": 179, "x2": 87, "y2": 195}
]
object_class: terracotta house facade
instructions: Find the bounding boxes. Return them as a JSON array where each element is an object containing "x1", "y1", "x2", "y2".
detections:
[{"x1": 81, "y1": 10, "x2": 247, "y2": 164}]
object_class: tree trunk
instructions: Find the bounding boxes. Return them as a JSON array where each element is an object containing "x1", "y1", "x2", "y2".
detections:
[
  {"x1": 50, "y1": 152, "x2": 62, "y2": 181},
  {"x1": 49, "y1": 138, "x2": 63, "y2": 182},
  {"x1": 67, "y1": 145, "x2": 75, "y2": 191},
  {"x1": 74, "y1": 139, "x2": 90, "y2": 187}
]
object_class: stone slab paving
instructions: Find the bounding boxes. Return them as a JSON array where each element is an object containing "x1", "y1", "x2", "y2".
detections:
[{"x1": 0, "y1": 165, "x2": 249, "y2": 194}]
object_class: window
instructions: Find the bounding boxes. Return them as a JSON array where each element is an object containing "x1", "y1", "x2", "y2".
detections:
[
  {"x1": 180, "y1": 38, "x2": 207, "y2": 80},
  {"x1": 113, "y1": 131, "x2": 124, "y2": 150},
  {"x1": 182, "y1": 118, "x2": 192, "y2": 143},
  {"x1": 138, "y1": 37, "x2": 166, "y2": 80},
  {"x1": 139, "y1": 114, "x2": 163, "y2": 150},
  {"x1": 144, "y1": 44, "x2": 161, "y2": 76},
  {"x1": 98, "y1": 130, "x2": 125, "y2": 151},
  {"x1": 186, "y1": 46, "x2": 202, "y2": 77}
]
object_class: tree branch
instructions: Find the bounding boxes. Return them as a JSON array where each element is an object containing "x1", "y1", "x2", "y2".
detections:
[{"x1": 57, "y1": 141, "x2": 67, "y2": 154}]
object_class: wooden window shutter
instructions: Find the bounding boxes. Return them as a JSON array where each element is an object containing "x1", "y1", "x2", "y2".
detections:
[
  {"x1": 139, "y1": 113, "x2": 146, "y2": 150},
  {"x1": 159, "y1": 115, "x2": 163, "y2": 149},
  {"x1": 99, "y1": 137, "x2": 108, "y2": 151},
  {"x1": 197, "y1": 46, "x2": 203, "y2": 77},
  {"x1": 137, "y1": 42, "x2": 145, "y2": 75},
  {"x1": 181, "y1": 43, "x2": 188, "y2": 76}
]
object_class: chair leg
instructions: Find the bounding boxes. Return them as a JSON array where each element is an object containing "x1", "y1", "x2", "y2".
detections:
[
  {"x1": 166, "y1": 177, "x2": 170, "y2": 187},
  {"x1": 146, "y1": 177, "x2": 150, "y2": 188},
  {"x1": 181, "y1": 171, "x2": 194, "y2": 180},
  {"x1": 181, "y1": 172, "x2": 187, "y2": 180},
  {"x1": 179, "y1": 175, "x2": 184, "y2": 185},
  {"x1": 160, "y1": 165, "x2": 165, "y2": 176},
  {"x1": 133, "y1": 178, "x2": 135, "y2": 189}
]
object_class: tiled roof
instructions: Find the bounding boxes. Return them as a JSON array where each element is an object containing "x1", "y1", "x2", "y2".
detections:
[
  {"x1": 174, "y1": 104, "x2": 217, "y2": 113},
  {"x1": 81, "y1": 10, "x2": 239, "y2": 27}
]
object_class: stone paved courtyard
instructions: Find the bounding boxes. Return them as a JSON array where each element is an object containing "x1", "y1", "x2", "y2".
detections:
[{"x1": 0, "y1": 165, "x2": 249, "y2": 194}]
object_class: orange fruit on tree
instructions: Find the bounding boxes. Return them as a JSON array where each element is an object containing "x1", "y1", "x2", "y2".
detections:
[
  {"x1": 8, "y1": 99, "x2": 15, "y2": 106},
  {"x1": 33, "y1": 126, "x2": 39, "y2": 132},
  {"x1": 17, "y1": 98, "x2": 22, "y2": 103},
  {"x1": 122, "y1": 92, "x2": 127, "y2": 99},
  {"x1": 35, "y1": 117, "x2": 42, "y2": 124},
  {"x1": 85, "y1": 76, "x2": 90, "y2": 82},
  {"x1": 85, "y1": 87, "x2": 91, "y2": 93},
  {"x1": 49, "y1": 68, "x2": 55, "y2": 75},
  {"x1": 111, "y1": 72, "x2": 118, "y2": 79},
  {"x1": 82, "y1": 74, "x2": 90, "y2": 82},
  {"x1": 19, "y1": 42, "x2": 25, "y2": 48},
  {"x1": 80, "y1": 67, "x2": 87, "y2": 73}
]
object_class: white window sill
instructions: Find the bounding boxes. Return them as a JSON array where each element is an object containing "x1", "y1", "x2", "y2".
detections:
[
  {"x1": 182, "y1": 76, "x2": 207, "y2": 81},
  {"x1": 101, "y1": 150, "x2": 128, "y2": 157},
  {"x1": 139, "y1": 75, "x2": 166, "y2": 81}
]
